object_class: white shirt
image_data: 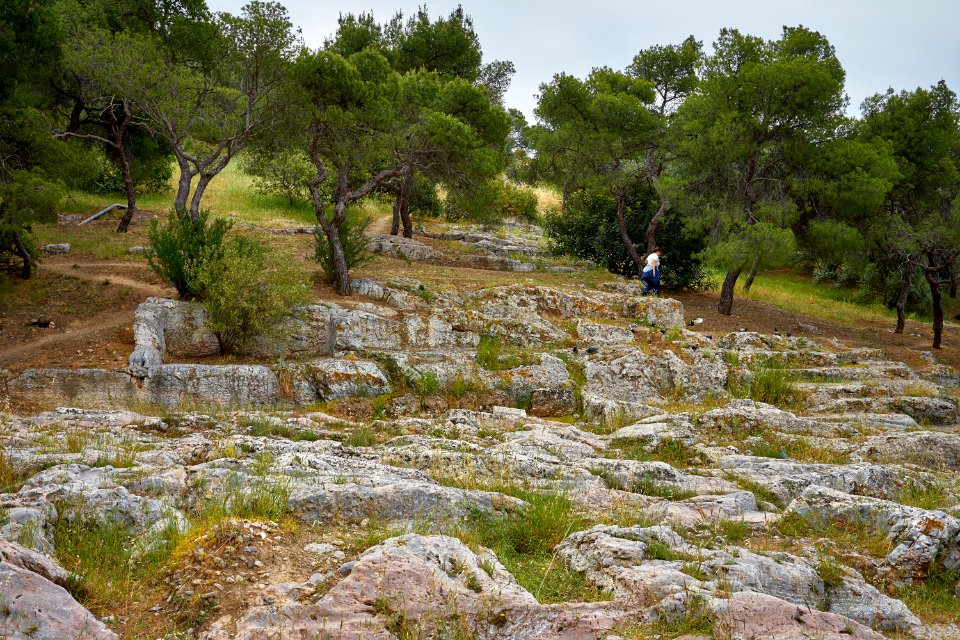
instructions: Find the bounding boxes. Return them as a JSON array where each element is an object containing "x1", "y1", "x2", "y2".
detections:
[{"x1": 644, "y1": 252, "x2": 660, "y2": 273}]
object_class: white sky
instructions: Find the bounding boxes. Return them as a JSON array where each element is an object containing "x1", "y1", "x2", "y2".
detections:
[{"x1": 207, "y1": 0, "x2": 960, "y2": 120}]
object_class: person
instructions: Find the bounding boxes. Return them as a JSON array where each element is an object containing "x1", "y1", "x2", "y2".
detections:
[{"x1": 641, "y1": 247, "x2": 662, "y2": 296}]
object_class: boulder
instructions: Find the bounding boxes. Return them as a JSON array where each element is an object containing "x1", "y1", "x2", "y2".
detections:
[
  {"x1": 367, "y1": 234, "x2": 441, "y2": 261},
  {"x1": 39, "y1": 243, "x2": 70, "y2": 254},
  {"x1": 529, "y1": 386, "x2": 577, "y2": 417},
  {"x1": 785, "y1": 484, "x2": 960, "y2": 584},
  {"x1": 203, "y1": 534, "x2": 634, "y2": 639},
  {"x1": 718, "y1": 455, "x2": 910, "y2": 504},
  {"x1": 289, "y1": 358, "x2": 390, "y2": 403},
  {"x1": 719, "y1": 591, "x2": 884, "y2": 640},
  {"x1": 557, "y1": 524, "x2": 918, "y2": 635},
  {"x1": 575, "y1": 319, "x2": 635, "y2": 345},
  {"x1": 0, "y1": 541, "x2": 117, "y2": 640},
  {"x1": 853, "y1": 430, "x2": 960, "y2": 471},
  {"x1": 143, "y1": 364, "x2": 281, "y2": 408}
]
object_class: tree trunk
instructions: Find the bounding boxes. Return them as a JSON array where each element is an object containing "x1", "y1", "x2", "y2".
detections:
[
  {"x1": 189, "y1": 173, "x2": 214, "y2": 219},
  {"x1": 400, "y1": 171, "x2": 414, "y2": 239},
  {"x1": 115, "y1": 148, "x2": 137, "y2": 233},
  {"x1": 742, "y1": 256, "x2": 761, "y2": 293},
  {"x1": 924, "y1": 267, "x2": 944, "y2": 349},
  {"x1": 894, "y1": 262, "x2": 915, "y2": 334},
  {"x1": 950, "y1": 269, "x2": 957, "y2": 299},
  {"x1": 390, "y1": 191, "x2": 401, "y2": 235},
  {"x1": 12, "y1": 231, "x2": 31, "y2": 279},
  {"x1": 718, "y1": 268, "x2": 742, "y2": 316},
  {"x1": 173, "y1": 155, "x2": 193, "y2": 215},
  {"x1": 324, "y1": 221, "x2": 352, "y2": 296},
  {"x1": 615, "y1": 186, "x2": 645, "y2": 279},
  {"x1": 645, "y1": 198, "x2": 670, "y2": 252}
]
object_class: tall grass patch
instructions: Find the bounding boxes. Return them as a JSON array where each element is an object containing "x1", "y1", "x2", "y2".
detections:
[{"x1": 455, "y1": 490, "x2": 609, "y2": 604}]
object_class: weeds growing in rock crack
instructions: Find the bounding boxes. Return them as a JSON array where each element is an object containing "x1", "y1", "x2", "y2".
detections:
[{"x1": 451, "y1": 490, "x2": 611, "y2": 604}]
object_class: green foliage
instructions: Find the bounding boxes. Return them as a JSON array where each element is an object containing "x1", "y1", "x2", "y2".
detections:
[
  {"x1": 413, "y1": 371, "x2": 441, "y2": 398},
  {"x1": 194, "y1": 236, "x2": 309, "y2": 355},
  {"x1": 52, "y1": 505, "x2": 182, "y2": 608},
  {"x1": 672, "y1": 26, "x2": 850, "y2": 309},
  {"x1": 313, "y1": 209, "x2": 372, "y2": 284},
  {"x1": 608, "y1": 435, "x2": 702, "y2": 468},
  {"x1": 895, "y1": 481, "x2": 949, "y2": 511},
  {"x1": 457, "y1": 491, "x2": 610, "y2": 604},
  {"x1": 474, "y1": 334, "x2": 532, "y2": 371},
  {"x1": 406, "y1": 173, "x2": 443, "y2": 218},
  {"x1": 499, "y1": 180, "x2": 539, "y2": 223},
  {"x1": 197, "y1": 454, "x2": 290, "y2": 523},
  {"x1": 239, "y1": 416, "x2": 319, "y2": 442},
  {"x1": 146, "y1": 209, "x2": 232, "y2": 297},
  {"x1": 0, "y1": 170, "x2": 63, "y2": 275},
  {"x1": 896, "y1": 565, "x2": 960, "y2": 624},
  {"x1": 240, "y1": 146, "x2": 313, "y2": 205},
  {"x1": 749, "y1": 366, "x2": 803, "y2": 410},
  {"x1": 545, "y1": 185, "x2": 710, "y2": 289}
]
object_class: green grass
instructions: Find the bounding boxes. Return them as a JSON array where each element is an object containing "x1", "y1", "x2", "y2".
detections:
[
  {"x1": 740, "y1": 269, "x2": 925, "y2": 326},
  {"x1": 725, "y1": 473, "x2": 785, "y2": 509},
  {"x1": 896, "y1": 565, "x2": 960, "y2": 624},
  {"x1": 474, "y1": 334, "x2": 537, "y2": 371},
  {"x1": 895, "y1": 481, "x2": 950, "y2": 511},
  {"x1": 454, "y1": 490, "x2": 611, "y2": 604},
  {"x1": 749, "y1": 366, "x2": 806, "y2": 411},
  {"x1": 239, "y1": 415, "x2": 320, "y2": 442},
  {"x1": 0, "y1": 447, "x2": 44, "y2": 494},
  {"x1": 607, "y1": 436, "x2": 703, "y2": 468},
  {"x1": 52, "y1": 504, "x2": 182, "y2": 614},
  {"x1": 590, "y1": 468, "x2": 697, "y2": 501},
  {"x1": 192, "y1": 453, "x2": 290, "y2": 524},
  {"x1": 775, "y1": 511, "x2": 893, "y2": 559}
]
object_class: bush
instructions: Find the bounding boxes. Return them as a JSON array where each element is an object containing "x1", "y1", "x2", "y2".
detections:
[
  {"x1": 193, "y1": 236, "x2": 309, "y2": 354},
  {"x1": 240, "y1": 146, "x2": 313, "y2": 205},
  {"x1": 544, "y1": 185, "x2": 710, "y2": 290},
  {"x1": 499, "y1": 181, "x2": 539, "y2": 223},
  {"x1": 443, "y1": 179, "x2": 539, "y2": 227},
  {"x1": 314, "y1": 209, "x2": 372, "y2": 284},
  {"x1": 407, "y1": 174, "x2": 443, "y2": 218},
  {"x1": 146, "y1": 209, "x2": 232, "y2": 297}
]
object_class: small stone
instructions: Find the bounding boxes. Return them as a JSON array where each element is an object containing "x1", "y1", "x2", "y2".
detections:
[
  {"x1": 41, "y1": 243, "x2": 70, "y2": 254},
  {"x1": 304, "y1": 543, "x2": 338, "y2": 556}
]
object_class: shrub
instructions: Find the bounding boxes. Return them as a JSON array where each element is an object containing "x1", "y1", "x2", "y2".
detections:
[
  {"x1": 193, "y1": 236, "x2": 309, "y2": 354},
  {"x1": 413, "y1": 371, "x2": 441, "y2": 398},
  {"x1": 499, "y1": 181, "x2": 539, "y2": 223},
  {"x1": 749, "y1": 366, "x2": 802, "y2": 409},
  {"x1": 240, "y1": 145, "x2": 313, "y2": 205},
  {"x1": 407, "y1": 174, "x2": 443, "y2": 218},
  {"x1": 544, "y1": 184, "x2": 711, "y2": 290},
  {"x1": 146, "y1": 209, "x2": 232, "y2": 297},
  {"x1": 314, "y1": 209, "x2": 372, "y2": 284}
]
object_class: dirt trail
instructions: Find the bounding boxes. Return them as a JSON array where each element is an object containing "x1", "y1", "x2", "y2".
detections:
[
  {"x1": 0, "y1": 260, "x2": 168, "y2": 373},
  {"x1": 0, "y1": 311, "x2": 131, "y2": 370},
  {"x1": 42, "y1": 261, "x2": 174, "y2": 297}
]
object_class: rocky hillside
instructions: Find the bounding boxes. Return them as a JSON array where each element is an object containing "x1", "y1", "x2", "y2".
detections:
[{"x1": 1, "y1": 238, "x2": 959, "y2": 639}]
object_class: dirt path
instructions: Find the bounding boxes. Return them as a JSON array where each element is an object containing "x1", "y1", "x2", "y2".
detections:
[
  {"x1": 0, "y1": 260, "x2": 171, "y2": 374},
  {"x1": 0, "y1": 311, "x2": 132, "y2": 371},
  {"x1": 41, "y1": 261, "x2": 174, "y2": 297}
]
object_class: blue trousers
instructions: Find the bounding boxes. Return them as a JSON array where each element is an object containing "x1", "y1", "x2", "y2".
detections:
[{"x1": 641, "y1": 271, "x2": 660, "y2": 295}]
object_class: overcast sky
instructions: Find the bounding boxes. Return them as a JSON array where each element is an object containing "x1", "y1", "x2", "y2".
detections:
[{"x1": 207, "y1": 0, "x2": 960, "y2": 120}]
